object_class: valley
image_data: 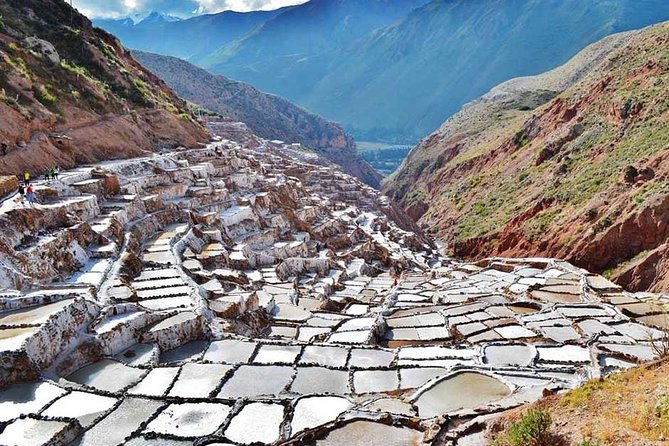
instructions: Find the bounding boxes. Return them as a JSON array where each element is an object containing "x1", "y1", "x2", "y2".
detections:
[
  {"x1": 0, "y1": 1, "x2": 668, "y2": 445},
  {"x1": 357, "y1": 141, "x2": 413, "y2": 176},
  {"x1": 0, "y1": 119, "x2": 666, "y2": 446},
  {"x1": 95, "y1": 0, "x2": 669, "y2": 143}
]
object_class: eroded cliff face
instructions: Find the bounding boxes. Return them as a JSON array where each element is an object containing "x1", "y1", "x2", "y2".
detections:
[
  {"x1": 384, "y1": 23, "x2": 669, "y2": 292},
  {"x1": 0, "y1": 0, "x2": 208, "y2": 176}
]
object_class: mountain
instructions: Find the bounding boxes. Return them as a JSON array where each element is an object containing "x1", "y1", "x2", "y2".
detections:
[
  {"x1": 196, "y1": 0, "x2": 430, "y2": 96},
  {"x1": 383, "y1": 22, "x2": 669, "y2": 293},
  {"x1": 0, "y1": 0, "x2": 207, "y2": 175},
  {"x1": 136, "y1": 11, "x2": 182, "y2": 26},
  {"x1": 93, "y1": 8, "x2": 285, "y2": 62},
  {"x1": 134, "y1": 50, "x2": 382, "y2": 187},
  {"x1": 95, "y1": 0, "x2": 669, "y2": 144},
  {"x1": 303, "y1": 0, "x2": 669, "y2": 142}
]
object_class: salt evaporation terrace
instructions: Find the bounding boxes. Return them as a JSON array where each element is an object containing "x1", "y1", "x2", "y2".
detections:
[{"x1": 0, "y1": 121, "x2": 667, "y2": 446}]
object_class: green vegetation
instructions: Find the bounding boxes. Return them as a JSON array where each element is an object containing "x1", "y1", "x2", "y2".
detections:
[
  {"x1": 5, "y1": 53, "x2": 31, "y2": 78},
  {"x1": 521, "y1": 208, "x2": 561, "y2": 242},
  {"x1": 60, "y1": 59, "x2": 90, "y2": 78},
  {"x1": 127, "y1": 77, "x2": 155, "y2": 107},
  {"x1": 592, "y1": 214, "x2": 613, "y2": 234},
  {"x1": 492, "y1": 410, "x2": 554, "y2": 446},
  {"x1": 632, "y1": 181, "x2": 665, "y2": 207},
  {"x1": 561, "y1": 378, "x2": 605, "y2": 408},
  {"x1": 33, "y1": 84, "x2": 56, "y2": 106},
  {"x1": 514, "y1": 129, "x2": 530, "y2": 148}
]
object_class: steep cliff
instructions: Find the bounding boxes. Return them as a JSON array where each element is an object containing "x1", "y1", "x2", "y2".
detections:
[
  {"x1": 385, "y1": 22, "x2": 669, "y2": 292},
  {"x1": 0, "y1": 0, "x2": 208, "y2": 176}
]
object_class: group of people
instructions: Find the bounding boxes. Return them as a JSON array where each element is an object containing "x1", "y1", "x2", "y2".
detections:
[
  {"x1": 11, "y1": 166, "x2": 62, "y2": 207},
  {"x1": 44, "y1": 166, "x2": 60, "y2": 182},
  {"x1": 18, "y1": 171, "x2": 36, "y2": 207}
]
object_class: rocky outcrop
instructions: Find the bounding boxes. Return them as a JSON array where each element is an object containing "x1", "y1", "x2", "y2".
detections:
[{"x1": 384, "y1": 22, "x2": 669, "y2": 293}]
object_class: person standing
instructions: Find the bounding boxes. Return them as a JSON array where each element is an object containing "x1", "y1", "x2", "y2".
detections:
[
  {"x1": 17, "y1": 183, "x2": 25, "y2": 204},
  {"x1": 26, "y1": 184, "x2": 36, "y2": 207},
  {"x1": 54, "y1": 166, "x2": 60, "y2": 181},
  {"x1": 23, "y1": 170, "x2": 30, "y2": 186}
]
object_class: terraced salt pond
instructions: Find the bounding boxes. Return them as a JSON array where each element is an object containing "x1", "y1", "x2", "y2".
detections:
[
  {"x1": 0, "y1": 133, "x2": 666, "y2": 445},
  {"x1": 413, "y1": 372, "x2": 512, "y2": 418}
]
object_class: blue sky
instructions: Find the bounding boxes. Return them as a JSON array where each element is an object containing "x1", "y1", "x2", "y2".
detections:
[{"x1": 71, "y1": 0, "x2": 308, "y2": 19}]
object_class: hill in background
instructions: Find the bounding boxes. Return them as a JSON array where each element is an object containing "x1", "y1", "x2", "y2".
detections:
[
  {"x1": 134, "y1": 50, "x2": 381, "y2": 187},
  {"x1": 95, "y1": 0, "x2": 669, "y2": 144},
  {"x1": 384, "y1": 22, "x2": 669, "y2": 293}
]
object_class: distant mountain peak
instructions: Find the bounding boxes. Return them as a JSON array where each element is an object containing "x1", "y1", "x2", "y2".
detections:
[{"x1": 137, "y1": 11, "x2": 182, "y2": 26}]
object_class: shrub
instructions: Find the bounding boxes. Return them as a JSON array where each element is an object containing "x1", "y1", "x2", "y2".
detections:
[
  {"x1": 60, "y1": 60, "x2": 90, "y2": 78},
  {"x1": 655, "y1": 395, "x2": 669, "y2": 434},
  {"x1": 493, "y1": 410, "x2": 554, "y2": 446},
  {"x1": 514, "y1": 129, "x2": 530, "y2": 148},
  {"x1": 33, "y1": 84, "x2": 56, "y2": 106}
]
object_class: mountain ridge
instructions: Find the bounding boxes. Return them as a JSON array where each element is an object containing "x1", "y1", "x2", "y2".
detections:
[
  {"x1": 94, "y1": 0, "x2": 669, "y2": 143},
  {"x1": 384, "y1": 21, "x2": 669, "y2": 293}
]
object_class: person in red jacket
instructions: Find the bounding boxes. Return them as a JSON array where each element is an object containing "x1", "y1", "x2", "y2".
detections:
[{"x1": 26, "y1": 184, "x2": 36, "y2": 207}]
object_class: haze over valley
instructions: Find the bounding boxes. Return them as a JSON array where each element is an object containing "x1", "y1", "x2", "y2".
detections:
[{"x1": 97, "y1": 0, "x2": 669, "y2": 145}]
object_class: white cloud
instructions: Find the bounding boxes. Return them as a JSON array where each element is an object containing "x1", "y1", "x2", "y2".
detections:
[
  {"x1": 193, "y1": 0, "x2": 307, "y2": 14},
  {"x1": 72, "y1": 0, "x2": 308, "y2": 19}
]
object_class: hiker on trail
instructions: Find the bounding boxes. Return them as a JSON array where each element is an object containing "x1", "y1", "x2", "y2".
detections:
[
  {"x1": 17, "y1": 183, "x2": 25, "y2": 204},
  {"x1": 391, "y1": 263, "x2": 403, "y2": 287},
  {"x1": 1, "y1": 142, "x2": 7, "y2": 156},
  {"x1": 44, "y1": 169, "x2": 50, "y2": 182},
  {"x1": 54, "y1": 167, "x2": 60, "y2": 181},
  {"x1": 23, "y1": 171, "x2": 30, "y2": 186},
  {"x1": 25, "y1": 184, "x2": 36, "y2": 207}
]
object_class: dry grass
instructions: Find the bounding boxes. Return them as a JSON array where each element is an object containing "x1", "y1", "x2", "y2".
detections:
[{"x1": 489, "y1": 359, "x2": 669, "y2": 445}]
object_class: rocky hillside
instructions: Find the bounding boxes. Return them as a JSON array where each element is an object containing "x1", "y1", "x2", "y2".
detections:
[
  {"x1": 0, "y1": 0, "x2": 208, "y2": 175},
  {"x1": 384, "y1": 22, "x2": 669, "y2": 293},
  {"x1": 133, "y1": 51, "x2": 381, "y2": 187}
]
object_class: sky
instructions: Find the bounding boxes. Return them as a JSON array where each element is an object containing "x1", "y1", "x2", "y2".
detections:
[{"x1": 71, "y1": 0, "x2": 309, "y2": 19}]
